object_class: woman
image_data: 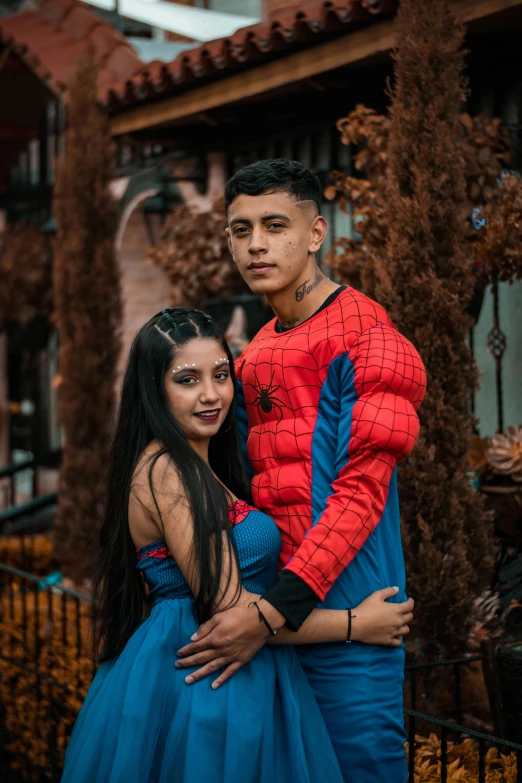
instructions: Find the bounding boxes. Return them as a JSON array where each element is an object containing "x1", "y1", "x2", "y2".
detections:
[{"x1": 61, "y1": 307, "x2": 413, "y2": 783}]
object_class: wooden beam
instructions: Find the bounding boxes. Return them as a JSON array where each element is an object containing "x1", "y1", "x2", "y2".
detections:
[
  {"x1": 111, "y1": 21, "x2": 394, "y2": 136},
  {"x1": 110, "y1": 0, "x2": 522, "y2": 136},
  {"x1": 457, "y1": 0, "x2": 522, "y2": 21}
]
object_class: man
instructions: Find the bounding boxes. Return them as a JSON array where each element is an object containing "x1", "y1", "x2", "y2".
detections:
[{"x1": 177, "y1": 160, "x2": 426, "y2": 781}]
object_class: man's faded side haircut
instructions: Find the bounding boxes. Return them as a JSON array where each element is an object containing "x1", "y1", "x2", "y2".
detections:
[{"x1": 225, "y1": 159, "x2": 323, "y2": 214}]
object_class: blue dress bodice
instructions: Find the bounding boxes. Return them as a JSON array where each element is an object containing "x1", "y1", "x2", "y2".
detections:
[
  {"x1": 63, "y1": 501, "x2": 346, "y2": 783},
  {"x1": 136, "y1": 500, "x2": 281, "y2": 603}
]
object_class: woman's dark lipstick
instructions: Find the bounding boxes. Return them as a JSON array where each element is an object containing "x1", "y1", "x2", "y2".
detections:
[{"x1": 194, "y1": 409, "x2": 221, "y2": 423}]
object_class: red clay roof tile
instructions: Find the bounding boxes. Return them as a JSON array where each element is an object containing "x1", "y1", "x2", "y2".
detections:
[
  {"x1": 0, "y1": 0, "x2": 143, "y2": 97},
  {"x1": 0, "y1": 0, "x2": 395, "y2": 107},
  {"x1": 105, "y1": 0, "x2": 396, "y2": 109}
]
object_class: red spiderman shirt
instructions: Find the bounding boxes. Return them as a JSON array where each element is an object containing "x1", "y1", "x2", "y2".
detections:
[{"x1": 235, "y1": 286, "x2": 426, "y2": 624}]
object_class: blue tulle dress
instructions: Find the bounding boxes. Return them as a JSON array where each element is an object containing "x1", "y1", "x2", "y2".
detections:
[{"x1": 61, "y1": 500, "x2": 343, "y2": 783}]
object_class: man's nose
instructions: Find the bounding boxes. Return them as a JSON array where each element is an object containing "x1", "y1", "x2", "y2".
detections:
[{"x1": 248, "y1": 227, "x2": 268, "y2": 254}]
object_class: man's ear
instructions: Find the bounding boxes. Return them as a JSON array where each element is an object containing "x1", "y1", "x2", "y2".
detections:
[
  {"x1": 226, "y1": 227, "x2": 234, "y2": 259},
  {"x1": 309, "y1": 215, "x2": 328, "y2": 254}
]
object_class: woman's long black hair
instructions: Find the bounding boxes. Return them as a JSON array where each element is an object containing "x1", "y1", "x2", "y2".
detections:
[{"x1": 94, "y1": 307, "x2": 251, "y2": 662}]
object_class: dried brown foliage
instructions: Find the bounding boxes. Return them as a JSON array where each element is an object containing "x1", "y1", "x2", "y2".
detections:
[
  {"x1": 149, "y1": 197, "x2": 247, "y2": 306},
  {"x1": 52, "y1": 55, "x2": 121, "y2": 583},
  {"x1": 0, "y1": 587, "x2": 93, "y2": 780},
  {"x1": 331, "y1": 0, "x2": 494, "y2": 658},
  {"x1": 325, "y1": 109, "x2": 517, "y2": 293},
  {"x1": 0, "y1": 534, "x2": 54, "y2": 575},
  {"x1": 408, "y1": 734, "x2": 517, "y2": 782},
  {"x1": 477, "y1": 171, "x2": 522, "y2": 283},
  {"x1": 0, "y1": 224, "x2": 53, "y2": 328}
]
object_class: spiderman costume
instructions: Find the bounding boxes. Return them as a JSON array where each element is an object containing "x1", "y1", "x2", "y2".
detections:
[{"x1": 236, "y1": 285, "x2": 426, "y2": 782}]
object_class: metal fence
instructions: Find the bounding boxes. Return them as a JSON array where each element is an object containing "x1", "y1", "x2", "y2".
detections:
[
  {"x1": 406, "y1": 709, "x2": 522, "y2": 783},
  {"x1": 405, "y1": 656, "x2": 522, "y2": 781},
  {"x1": 1, "y1": 563, "x2": 521, "y2": 781},
  {"x1": 0, "y1": 563, "x2": 95, "y2": 782},
  {"x1": 0, "y1": 498, "x2": 58, "y2": 587}
]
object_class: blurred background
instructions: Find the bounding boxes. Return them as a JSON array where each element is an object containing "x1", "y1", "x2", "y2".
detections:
[{"x1": 0, "y1": 1, "x2": 522, "y2": 780}]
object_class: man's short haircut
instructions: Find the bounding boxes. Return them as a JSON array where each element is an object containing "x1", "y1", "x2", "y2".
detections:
[{"x1": 224, "y1": 159, "x2": 323, "y2": 214}]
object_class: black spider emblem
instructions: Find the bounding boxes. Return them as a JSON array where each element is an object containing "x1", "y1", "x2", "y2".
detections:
[{"x1": 251, "y1": 370, "x2": 288, "y2": 421}]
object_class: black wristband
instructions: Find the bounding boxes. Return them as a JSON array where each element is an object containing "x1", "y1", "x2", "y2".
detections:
[
  {"x1": 262, "y1": 571, "x2": 319, "y2": 631},
  {"x1": 249, "y1": 601, "x2": 277, "y2": 637},
  {"x1": 346, "y1": 608, "x2": 356, "y2": 644}
]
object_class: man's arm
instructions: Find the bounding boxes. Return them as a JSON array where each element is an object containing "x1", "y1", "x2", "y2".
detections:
[
  {"x1": 264, "y1": 324, "x2": 426, "y2": 626},
  {"x1": 177, "y1": 324, "x2": 426, "y2": 679}
]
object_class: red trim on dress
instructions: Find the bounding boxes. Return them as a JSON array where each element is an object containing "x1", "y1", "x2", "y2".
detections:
[
  {"x1": 228, "y1": 498, "x2": 253, "y2": 526},
  {"x1": 136, "y1": 545, "x2": 172, "y2": 563},
  {"x1": 136, "y1": 500, "x2": 254, "y2": 560}
]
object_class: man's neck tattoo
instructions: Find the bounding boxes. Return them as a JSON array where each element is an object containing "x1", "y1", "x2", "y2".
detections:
[{"x1": 295, "y1": 271, "x2": 323, "y2": 302}]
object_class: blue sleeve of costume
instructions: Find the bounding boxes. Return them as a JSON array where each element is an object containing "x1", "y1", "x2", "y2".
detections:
[{"x1": 236, "y1": 381, "x2": 254, "y2": 482}]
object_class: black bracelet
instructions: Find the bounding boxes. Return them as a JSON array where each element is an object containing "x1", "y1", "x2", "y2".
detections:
[
  {"x1": 249, "y1": 601, "x2": 277, "y2": 637},
  {"x1": 346, "y1": 608, "x2": 356, "y2": 644}
]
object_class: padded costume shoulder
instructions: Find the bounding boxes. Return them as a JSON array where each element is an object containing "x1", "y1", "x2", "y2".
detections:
[{"x1": 235, "y1": 286, "x2": 426, "y2": 600}]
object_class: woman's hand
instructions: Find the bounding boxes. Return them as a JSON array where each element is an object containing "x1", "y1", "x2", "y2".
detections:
[{"x1": 352, "y1": 587, "x2": 414, "y2": 647}]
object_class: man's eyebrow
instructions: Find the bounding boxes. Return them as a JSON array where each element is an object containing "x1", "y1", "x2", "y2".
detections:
[
  {"x1": 260, "y1": 213, "x2": 291, "y2": 222},
  {"x1": 229, "y1": 213, "x2": 291, "y2": 227},
  {"x1": 229, "y1": 217, "x2": 252, "y2": 228}
]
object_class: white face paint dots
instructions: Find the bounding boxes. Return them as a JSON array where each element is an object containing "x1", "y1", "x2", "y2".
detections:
[
  {"x1": 172, "y1": 364, "x2": 197, "y2": 372},
  {"x1": 172, "y1": 359, "x2": 229, "y2": 373}
]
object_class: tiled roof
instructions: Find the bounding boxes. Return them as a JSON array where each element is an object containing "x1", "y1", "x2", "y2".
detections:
[
  {"x1": 106, "y1": 0, "x2": 397, "y2": 109},
  {"x1": 0, "y1": 0, "x2": 143, "y2": 98}
]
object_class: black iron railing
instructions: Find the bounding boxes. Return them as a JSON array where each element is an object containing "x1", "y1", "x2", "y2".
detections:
[
  {"x1": 0, "y1": 564, "x2": 96, "y2": 781},
  {"x1": 0, "y1": 496, "x2": 58, "y2": 575},
  {"x1": 0, "y1": 458, "x2": 36, "y2": 508},
  {"x1": 406, "y1": 655, "x2": 483, "y2": 726},
  {"x1": 406, "y1": 709, "x2": 522, "y2": 783},
  {"x1": 0, "y1": 655, "x2": 85, "y2": 783},
  {"x1": 1, "y1": 565, "x2": 520, "y2": 781},
  {"x1": 0, "y1": 493, "x2": 58, "y2": 527}
]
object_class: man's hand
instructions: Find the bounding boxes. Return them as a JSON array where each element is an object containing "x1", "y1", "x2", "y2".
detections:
[{"x1": 176, "y1": 600, "x2": 285, "y2": 689}]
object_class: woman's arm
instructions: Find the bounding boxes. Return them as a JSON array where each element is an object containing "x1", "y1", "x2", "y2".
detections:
[
  {"x1": 264, "y1": 587, "x2": 413, "y2": 647},
  {"x1": 131, "y1": 451, "x2": 255, "y2": 613}
]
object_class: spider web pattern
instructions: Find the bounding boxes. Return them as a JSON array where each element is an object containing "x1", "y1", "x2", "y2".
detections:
[{"x1": 236, "y1": 287, "x2": 426, "y2": 600}]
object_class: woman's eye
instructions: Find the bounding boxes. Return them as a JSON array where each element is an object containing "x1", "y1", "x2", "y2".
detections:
[
  {"x1": 179, "y1": 376, "x2": 197, "y2": 385},
  {"x1": 215, "y1": 371, "x2": 229, "y2": 381}
]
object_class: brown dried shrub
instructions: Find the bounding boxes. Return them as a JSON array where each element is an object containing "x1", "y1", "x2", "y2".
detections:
[
  {"x1": 408, "y1": 734, "x2": 517, "y2": 782},
  {"x1": 149, "y1": 197, "x2": 247, "y2": 306},
  {"x1": 325, "y1": 109, "x2": 517, "y2": 294},
  {"x1": 0, "y1": 534, "x2": 54, "y2": 575},
  {"x1": 0, "y1": 587, "x2": 93, "y2": 780},
  {"x1": 52, "y1": 55, "x2": 122, "y2": 584},
  {"x1": 326, "y1": 0, "x2": 496, "y2": 658},
  {"x1": 0, "y1": 225, "x2": 53, "y2": 328}
]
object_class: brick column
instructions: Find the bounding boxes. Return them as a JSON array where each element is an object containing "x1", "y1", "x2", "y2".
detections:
[{"x1": 116, "y1": 209, "x2": 173, "y2": 384}]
